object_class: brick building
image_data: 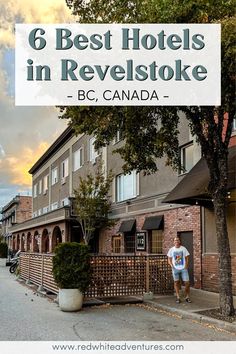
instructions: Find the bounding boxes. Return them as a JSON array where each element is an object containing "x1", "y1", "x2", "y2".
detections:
[
  {"x1": 0, "y1": 195, "x2": 32, "y2": 250},
  {"x1": 9, "y1": 116, "x2": 236, "y2": 293}
]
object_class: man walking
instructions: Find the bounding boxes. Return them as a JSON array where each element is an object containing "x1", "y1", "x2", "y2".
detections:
[{"x1": 167, "y1": 236, "x2": 191, "y2": 304}]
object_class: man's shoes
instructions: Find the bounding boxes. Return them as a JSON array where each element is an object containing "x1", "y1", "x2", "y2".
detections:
[
  {"x1": 176, "y1": 298, "x2": 181, "y2": 304},
  {"x1": 185, "y1": 298, "x2": 192, "y2": 303}
]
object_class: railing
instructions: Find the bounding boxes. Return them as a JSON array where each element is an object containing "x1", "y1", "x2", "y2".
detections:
[{"x1": 19, "y1": 253, "x2": 173, "y2": 298}]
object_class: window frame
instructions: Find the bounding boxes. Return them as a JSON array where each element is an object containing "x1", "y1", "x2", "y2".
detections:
[
  {"x1": 43, "y1": 175, "x2": 49, "y2": 194},
  {"x1": 61, "y1": 158, "x2": 69, "y2": 180},
  {"x1": 116, "y1": 170, "x2": 137, "y2": 202},
  {"x1": 73, "y1": 147, "x2": 84, "y2": 171},
  {"x1": 179, "y1": 141, "x2": 194, "y2": 174},
  {"x1": 51, "y1": 167, "x2": 58, "y2": 185},
  {"x1": 89, "y1": 137, "x2": 99, "y2": 163}
]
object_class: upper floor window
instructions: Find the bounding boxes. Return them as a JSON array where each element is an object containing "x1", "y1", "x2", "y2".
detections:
[
  {"x1": 51, "y1": 202, "x2": 59, "y2": 211},
  {"x1": 116, "y1": 170, "x2": 137, "y2": 202},
  {"x1": 33, "y1": 184, "x2": 37, "y2": 198},
  {"x1": 89, "y1": 137, "x2": 99, "y2": 163},
  {"x1": 61, "y1": 197, "x2": 70, "y2": 207},
  {"x1": 38, "y1": 180, "x2": 42, "y2": 195},
  {"x1": 113, "y1": 130, "x2": 123, "y2": 144},
  {"x1": 73, "y1": 147, "x2": 84, "y2": 171},
  {"x1": 51, "y1": 167, "x2": 58, "y2": 185},
  {"x1": 43, "y1": 175, "x2": 49, "y2": 194},
  {"x1": 61, "y1": 158, "x2": 69, "y2": 181},
  {"x1": 42, "y1": 205, "x2": 49, "y2": 214},
  {"x1": 180, "y1": 142, "x2": 194, "y2": 173}
]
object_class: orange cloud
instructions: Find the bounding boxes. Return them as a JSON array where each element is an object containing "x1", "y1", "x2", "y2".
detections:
[
  {"x1": 0, "y1": 0, "x2": 73, "y2": 47},
  {"x1": 1, "y1": 142, "x2": 49, "y2": 186}
]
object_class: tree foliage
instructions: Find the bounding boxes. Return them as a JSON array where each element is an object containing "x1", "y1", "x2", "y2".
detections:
[
  {"x1": 74, "y1": 165, "x2": 114, "y2": 245},
  {"x1": 52, "y1": 242, "x2": 91, "y2": 291},
  {"x1": 63, "y1": 1, "x2": 236, "y2": 316}
]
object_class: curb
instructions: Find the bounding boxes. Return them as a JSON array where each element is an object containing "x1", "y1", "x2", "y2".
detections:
[{"x1": 145, "y1": 300, "x2": 236, "y2": 334}]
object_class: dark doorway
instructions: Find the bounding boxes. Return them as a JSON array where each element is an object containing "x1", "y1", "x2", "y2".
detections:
[
  {"x1": 124, "y1": 232, "x2": 135, "y2": 253},
  {"x1": 89, "y1": 229, "x2": 99, "y2": 254},
  {"x1": 178, "y1": 231, "x2": 194, "y2": 286}
]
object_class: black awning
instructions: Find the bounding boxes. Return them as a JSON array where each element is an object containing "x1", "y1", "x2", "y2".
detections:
[
  {"x1": 142, "y1": 215, "x2": 164, "y2": 230},
  {"x1": 163, "y1": 145, "x2": 236, "y2": 206},
  {"x1": 119, "y1": 219, "x2": 136, "y2": 233}
]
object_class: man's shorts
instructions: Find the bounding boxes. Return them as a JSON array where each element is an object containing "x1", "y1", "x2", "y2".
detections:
[{"x1": 172, "y1": 268, "x2": 189, "y2": 282}]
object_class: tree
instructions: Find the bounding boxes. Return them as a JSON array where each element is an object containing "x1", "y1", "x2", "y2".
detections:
[
  {"x1": 63, "y1": 1, "x2": 236, "y2": 316},
  {"x1": 74, "y1": 165, "x2": 114, "y2": 245}
]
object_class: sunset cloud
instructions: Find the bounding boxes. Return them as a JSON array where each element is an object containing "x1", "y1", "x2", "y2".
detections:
[
  {"x1": 0, "y1": 142, "x2": 49, "y2": 187},
  {"x1": 0, "y1": 0, "x2": 73, "y2": 47},
  {"x1": 0, "y1": 0, "x2": 72, "y2": 209}
]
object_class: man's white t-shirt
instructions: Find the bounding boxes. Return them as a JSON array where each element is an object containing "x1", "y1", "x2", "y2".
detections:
[{"x1": 167, "y1": 246, "x2": 190, "y2": 270}]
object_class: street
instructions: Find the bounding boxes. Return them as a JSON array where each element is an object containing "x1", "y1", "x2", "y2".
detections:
[{"x1": 0, "y1": 259, "x2": 235, "y2": 341}]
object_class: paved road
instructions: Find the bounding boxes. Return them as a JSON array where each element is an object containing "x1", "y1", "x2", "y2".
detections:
[{"x1": 0, "y1": 259, "x2": 235, "y2": 341}]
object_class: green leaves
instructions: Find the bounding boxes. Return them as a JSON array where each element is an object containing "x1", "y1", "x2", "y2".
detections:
[
  {"x1": 73, "y1": 165, "x2": 114, "y2": 244},
  {"x1": 52, "y1": 242, "x2": 91, "y2": 291}
]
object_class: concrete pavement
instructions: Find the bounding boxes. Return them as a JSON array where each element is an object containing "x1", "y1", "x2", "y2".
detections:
[
  {"x1": 0, "y1": 258, "x2": 236, "y2": 341},
  {"x1": 144, "y1": 288, "x2": 236, "y2": 334}
]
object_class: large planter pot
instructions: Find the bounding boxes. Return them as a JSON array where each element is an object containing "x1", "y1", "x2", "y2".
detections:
[{"x1": 58, "y1": 289, "x2": 83, "y2": 312}]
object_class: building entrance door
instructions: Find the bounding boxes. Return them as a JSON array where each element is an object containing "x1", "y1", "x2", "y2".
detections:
[{"x1": 178, "y1": 231, "x2": 194, "y2": 286}]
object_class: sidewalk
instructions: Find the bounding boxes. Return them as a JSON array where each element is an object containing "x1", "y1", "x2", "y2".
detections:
[{"x1": 144, "y1": 288, "x2": 236, "y2": 334}]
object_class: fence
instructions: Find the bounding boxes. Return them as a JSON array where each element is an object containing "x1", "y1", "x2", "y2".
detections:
[{"x1": 19, "y1": 253, "x2": 173, "y2": 298}]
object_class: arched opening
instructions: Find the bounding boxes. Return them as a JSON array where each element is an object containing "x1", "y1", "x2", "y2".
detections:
[
  {"x1": 16, "y1": 234, "x2": 20, "y2": 251},
  {"x1": 12, "y1": 235, "x2": 16, "y2": 251},
  {"x1": 33, "y1": 231, "x2": 39, "y2": 253},
  {"x1": 52, "y1": 226, "x2": 62, "y2": 252},
  {"x1": 41, "y1": 229, "x2": 49, "y2": 253},
  {"x1": 26, "y1": 232, "x2": 31, "y2": 252},
  {"x1": 21, "y1": 233, "x2": 25, "y2": 252}
]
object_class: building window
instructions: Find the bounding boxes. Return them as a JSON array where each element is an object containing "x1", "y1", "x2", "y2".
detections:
[
  {"x1": 116, "y1": 171, "x2": 137, "y2": 202},
  {"x1": 33, "y1": 184, "x2": 37, "y2": 198},
  {"x1": 38, "y1": 209, "x2": 42, "y2": 216},
  {"x1": 43, "y1": 175, "x2": 49, "y2": 194},
  {"x1": 61, "y1": 198, "x2": 70, "y2": 207},
  {"x1": 61, "y1": 158, "x2": 69, "y2": 182},
  {"x1": 180, "y1": 142, "x2": 194, "y2": 173},
  {"x1": 73, "y1": 147, "x2": 83, "y2": 171},
  {"x1": 38, "y1": 180, "x2": 42, "y2": 195},
  {"x1": 124, "y1": 233, "x2": 135, "y2": 253},
  {"x1": 112, "y1": 236, "x2": 121, "y2": 253},
  {"x1": 42, "y1": 206, "x2": 49, "y2": 214},
  {"x1": 51, "y1": 202, "x2": 58, "y2": 211},
  {"x1": 51, "y1": 167, "x2": 58, "y2": 185},
  {"x1": 113, "y1": 130, "x2": 123, "y2": 144},
  {"x1": 89, "y1": 137, "x2": 99, "y2": 163},
  {"x1": 149, "y1": 230, "x2": 163, "y2": 254}
]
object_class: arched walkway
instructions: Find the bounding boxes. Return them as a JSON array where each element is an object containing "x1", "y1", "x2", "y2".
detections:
[
  {"x1": 16, "y1": 234, "x2": 20, "y2": 251},
  {"x1": 41, "y1": 229, "x2": 49, "y2": 253},
  {"x1": 21, "y1": 233, "x2": 25, "y2": 252},
  {"x1": 51, "y1": 226, "x2": 62, "y2": 252},
  {"x1": 33, "y1": 231, "x2": 39, "y2": 253},
  {"x1": 26, "y1": 232, "x2": 31, "y2": 252}
]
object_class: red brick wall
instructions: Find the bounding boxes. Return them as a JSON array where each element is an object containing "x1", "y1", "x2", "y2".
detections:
[
  {"x1": 163, "y1": 206, "x2": 202, "y2": 288},
  {"x1": 16, "y1": 196, "x2": 32, "y2": 223},
  {"x1": 99, "y1": 205, "x2": 202, "y2": 288},
  {"x1": 202, "y1": 254, "x2": 236, "y2": 295}
]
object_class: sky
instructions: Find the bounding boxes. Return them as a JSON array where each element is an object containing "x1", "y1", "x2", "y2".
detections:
[{"x1": 0, "y1": 0, "x2": 75, "y2": 210}]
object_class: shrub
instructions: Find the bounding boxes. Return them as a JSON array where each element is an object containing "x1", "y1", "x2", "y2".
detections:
[
  {"x1": 0, "y1": 242, "x2": 8, "y2": 258},
  {"x1": 52, "y1": 242, "x2": 91, "y2": 292}
]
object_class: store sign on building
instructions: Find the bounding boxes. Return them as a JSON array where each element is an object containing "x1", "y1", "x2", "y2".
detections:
[{"x1": 136, "y1": 232, "x2": 146, "y2": 251}]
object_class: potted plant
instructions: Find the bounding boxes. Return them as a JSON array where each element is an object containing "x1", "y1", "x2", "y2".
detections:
[{"x1": 52, "y1": 242, "x2": 91, "y2": 312}]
